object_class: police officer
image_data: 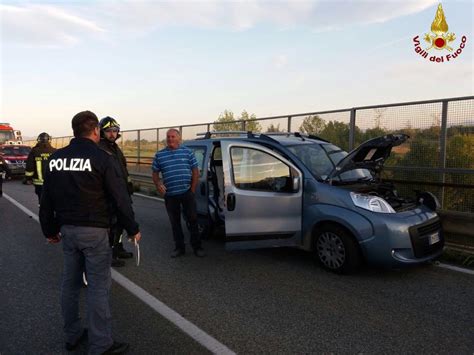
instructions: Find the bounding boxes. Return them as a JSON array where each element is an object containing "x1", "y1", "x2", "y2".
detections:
[
  {"x1": 24, "y1": 132, "x2": 56, "y2": 205},
  {"x1": 98, "y1": 116, "x2": 134, "y2": 267},
  {"x1": 39, "y1": 111, "x2": 141, "y2": 355}
]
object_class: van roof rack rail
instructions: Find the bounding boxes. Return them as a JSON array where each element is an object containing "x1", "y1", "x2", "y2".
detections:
[
  {"x1": 196, "y1": 131, "x2": 255, "y2": 139},
  {"x1": 263, "y1": 132, "x2": 329, "y2": 142}
]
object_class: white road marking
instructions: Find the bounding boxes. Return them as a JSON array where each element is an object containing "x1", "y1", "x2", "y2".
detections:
[
  {"x1": 435, "y1": 262, "x2": 474, "y2": 275},
  {"x1": 3, "y1": 193, "x2": 39, "y2": 222},
  {"x1": 134, "y1": 193, "x2": 164, "y2": 202},
  {"x1": 112, "y1": 270, "x2": 235, "y2": 355},
  {"x1": 3, "y1": 192, "x2": 236, "y2": 355}
]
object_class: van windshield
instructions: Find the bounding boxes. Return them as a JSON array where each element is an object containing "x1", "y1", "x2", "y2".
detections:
[{"x1": 287, "y1": 143, "x2": 371, "y2": 182}]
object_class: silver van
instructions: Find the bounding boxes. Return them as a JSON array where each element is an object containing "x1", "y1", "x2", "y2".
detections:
[{"x1": 184, "y1": 132, "x2": 444, "y2": 273}]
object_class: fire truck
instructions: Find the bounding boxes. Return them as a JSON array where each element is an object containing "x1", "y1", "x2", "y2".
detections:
[
  {"x1": 0, "y1": 122, "x2": 23, "y2": 144},
  {"x1": 0, "y1": 123, "x2": 29, "y2": 179}
]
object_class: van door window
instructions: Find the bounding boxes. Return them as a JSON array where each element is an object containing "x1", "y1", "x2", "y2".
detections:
[
  {"x1": 230, "y1": 147, "x2": 293, "y2": 193},
  {"x1": 187, "y1": 146, "x2": 206, "y2": 176}
]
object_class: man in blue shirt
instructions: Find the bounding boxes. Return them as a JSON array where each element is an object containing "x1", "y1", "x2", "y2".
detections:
[{"x1": 152, "y1": 129, "x2": 205, "y2": 257}]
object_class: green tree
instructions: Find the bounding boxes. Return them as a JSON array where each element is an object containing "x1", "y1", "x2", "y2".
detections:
[
  {"x1": 240, "y1": 110, "x2": 262, "y2": 132},
  {"x1": 360, "y1": 127, "x2": 388, "y2": 143},
  {"x1": 267, "y1": 123, "x2": 283, "y2": 133},
  {"x1": 299, "y1": 115, "x2": 326, "y2": 134},
  {"x1": 320, "y1": 121, "x2": 351, "y2": 151},
  {"x1": 213, "y1": 110, "x2": 240, "y2": 131},
  {"x1": 212, "y1": 109, "x2": 261, "y2": 132},
  {"x1": 444, "y1": 134, "x2": 474, "y2": 211}
]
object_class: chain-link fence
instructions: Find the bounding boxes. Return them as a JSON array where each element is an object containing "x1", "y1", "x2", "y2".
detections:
[{"x1": 24, "y1": 96, "x2": 474, "y2": 213}]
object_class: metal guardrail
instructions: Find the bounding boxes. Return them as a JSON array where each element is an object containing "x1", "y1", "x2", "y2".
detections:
[
  {"x1": 444, "y1": 242, "x2": 474, "y2": 256},
  {"x1": 25, "y1": 95, "x2": 474, "y2": 214}
]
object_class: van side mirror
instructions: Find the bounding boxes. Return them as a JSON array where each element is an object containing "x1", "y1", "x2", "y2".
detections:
[{"x1": 292, "y1": 176, "x2": 300, "y2": 192}]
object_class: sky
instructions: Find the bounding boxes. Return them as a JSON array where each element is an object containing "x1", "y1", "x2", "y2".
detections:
[{"x1": 1, "y1": 0, "x2": 473, "y2": 138}]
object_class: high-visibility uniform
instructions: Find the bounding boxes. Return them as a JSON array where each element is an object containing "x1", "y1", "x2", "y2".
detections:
[{"x1": 25, "y1": 142, "x2": 56, "y2": 186}]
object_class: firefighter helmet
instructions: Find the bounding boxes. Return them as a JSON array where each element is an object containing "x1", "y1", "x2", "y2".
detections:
[
  {"x1": 37, "y1": 132, "x2": 51, "y2": 143},
  {"x1": 99, "y1": 117, "x2": 120, "y2": 131}
]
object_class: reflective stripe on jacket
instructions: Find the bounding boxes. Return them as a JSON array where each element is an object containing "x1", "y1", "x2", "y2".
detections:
[{"x1": 25, "y1": 143, "x2": 56, "y2": 185}]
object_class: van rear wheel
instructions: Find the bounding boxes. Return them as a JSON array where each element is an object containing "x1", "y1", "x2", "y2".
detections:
[{"x1": 313, "y1": 225, "x2": 361, "y2": 274}]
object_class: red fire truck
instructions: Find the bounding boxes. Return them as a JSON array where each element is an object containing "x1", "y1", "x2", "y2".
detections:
[
  {"x1": 0, "y1": 123, "x2": 29, "y2": 178},
  {"x1": 0, "y1": 123, "x2": 23, "y2": 144}
]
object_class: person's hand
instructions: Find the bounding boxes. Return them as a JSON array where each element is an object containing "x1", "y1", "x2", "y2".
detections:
[
  {"x1": 156, "y1": 183, "x2": 166, "y2": 196},
  {"x1": 129, "y1": 232, "x2": 141, "y2": 243},
  {"x1": 47, "y1": 234, "x2": 61, "y2": 244}
]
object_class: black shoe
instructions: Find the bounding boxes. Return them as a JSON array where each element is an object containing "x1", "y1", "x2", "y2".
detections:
[
  {"x1": 117, "y1": 250, "x2": 133, "y2": 259},
  {"x1": 102, "y1": 341, "x2": 129, "y2": 354},
  {"x1": 111, "y1": 258, "x2": 125, "y2": 267},
  {"x1": 194, "y1": 248, "x2": 206, "y2": 257},
  {"x1": 65, "y1": 328, "x2": 88, "y2": 351},
  {"x1": 171, "y1": 249, "x2": 185, "y2": 258}
]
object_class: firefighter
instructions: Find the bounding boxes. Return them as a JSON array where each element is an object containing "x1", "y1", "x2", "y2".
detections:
[
  {"x1": 24, "y1": 132, "x2": 56, "y2": 205},
  {"x1": 98, "y1": 116, "x2": 134, "y2": 267},
  {"x1": 39, "y1": 110, "x2": 140, "y2": 354}
]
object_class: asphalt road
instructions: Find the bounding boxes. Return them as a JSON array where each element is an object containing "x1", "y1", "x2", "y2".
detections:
[{"x1": 1, "y1": 180, "x2": 473, "y2": 354}]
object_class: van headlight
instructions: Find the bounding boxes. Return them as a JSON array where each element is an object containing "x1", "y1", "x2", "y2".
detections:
[
  {"x1": 350, "y1": 192, "x2": 396, "y2": 213},
  {"x1": 4, "y1": 159, "x2": 11, "y2": 164}
]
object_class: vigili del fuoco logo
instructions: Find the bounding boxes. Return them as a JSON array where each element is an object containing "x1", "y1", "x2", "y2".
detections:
[{"x1": 413, "y1": 3, "x2": 467, "y2": 63}]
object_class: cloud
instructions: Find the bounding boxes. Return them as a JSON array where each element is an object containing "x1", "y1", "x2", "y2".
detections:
[
  {"x1": 0, "y1": 4, "x2": 105, "y2": 47},
  {"x1": 273, "y1": 55, "x2": 288, "y2": 69},
  {"x1": 309, "y1": 0, "x2": 439, "y2": 29},
  {"x1": 1, "y1": 1, "x2": 439, "y2": 47},
  {"x1": 95, "y1": 0, "x2": 438, "y2": 32}
]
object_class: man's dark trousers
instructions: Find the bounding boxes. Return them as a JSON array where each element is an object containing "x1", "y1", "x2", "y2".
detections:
[
  {"x1": 60, "y1": 225, "x2": 113, "y2": 355},
  {"x1": 34, "y1": 185, "x2": 42, "y2": 204},
  {"x1": 165, "y1": 190, "x2": 201, "y2": 251}
]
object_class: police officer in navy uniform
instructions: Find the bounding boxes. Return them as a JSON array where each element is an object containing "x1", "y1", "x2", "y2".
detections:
[
  {"x1": 39, "y1": 111, "x2": 141, "y2": 355},
  {"x1": 24, "y1": 132, "x2": 56, "y2": 205},
  {"x1": 98, "y1": 116, "x2": 134, "y2": 267}
]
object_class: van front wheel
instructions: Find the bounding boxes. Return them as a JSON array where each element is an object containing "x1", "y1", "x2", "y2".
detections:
[{"x1": 313, "y1": 225, "x2": 361, "y2": 274}]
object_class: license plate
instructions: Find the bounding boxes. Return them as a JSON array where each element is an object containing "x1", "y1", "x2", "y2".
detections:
[{"x1": 428, "y1": 232, "x2": 440, "y2": 245}]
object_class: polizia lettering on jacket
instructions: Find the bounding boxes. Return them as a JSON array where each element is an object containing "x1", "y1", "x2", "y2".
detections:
[{"x1": 49, "y1": 158, "x2": 92, "y2": 172}]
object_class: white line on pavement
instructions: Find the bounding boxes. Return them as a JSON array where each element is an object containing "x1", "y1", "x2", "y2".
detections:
[
  {"x1": 112, "y1": 270, "x2": 235, "y2": 355},
  {"x1": 134, "y1": 193, "x2": 164, "y2": 202},
  {"x1": 435, "y1": 262, "x2": 474, "y2": 275},
  {"x1": 3, "y1": 192, "x2": 236, "y2": 355},
  {"x1": 3, "y1": 193, "x2": 39, "y2": 222}
]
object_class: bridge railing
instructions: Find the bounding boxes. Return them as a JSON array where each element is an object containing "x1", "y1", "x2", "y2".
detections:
[{"x1": 24, "y1": 96, "x2": 474, "y2": 213}]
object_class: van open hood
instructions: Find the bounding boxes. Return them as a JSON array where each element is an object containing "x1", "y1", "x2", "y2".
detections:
[{"x1": 326, "y1": 134, "x2": 408, "y2": 181}]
